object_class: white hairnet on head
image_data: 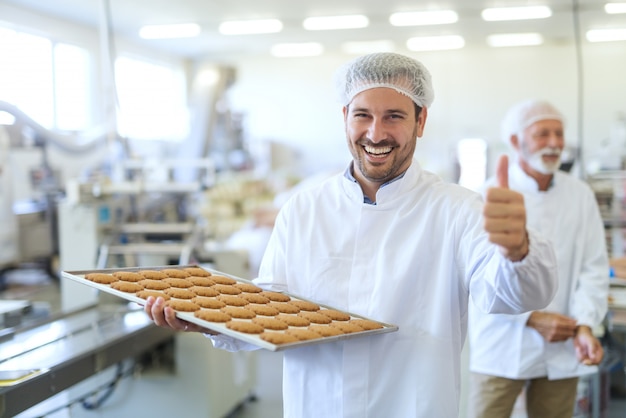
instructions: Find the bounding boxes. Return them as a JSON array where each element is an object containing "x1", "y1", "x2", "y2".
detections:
[
  {"x1": 501, "y1": 99, "x2": 564, "y2": 144},
  {"x1": 334, "y1": 52, "x2": 434, "y2": 108}
]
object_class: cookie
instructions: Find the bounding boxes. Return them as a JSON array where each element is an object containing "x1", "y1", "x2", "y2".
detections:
[
  {"x1": 276, "y1": 313, "x2": 310, "y2": 327},
  {"x1": 136, "y1": 290, "x2": 170, "y2": 301},
  {"x1": 329, "y1": 322, "x2": 364, "y2": 334},
  {"x1": 139, "y1": 270, "x2": 168, "y2": 280},
  {"x1": 164, "y1": 288, "x2": 196, "y2": 299},
  {"x1": 349, "y1": 319, "x2": 384, "y2": 330},
  {"x1": 165, "y1": 299, "x2": 200, "y2": 312},
  {"x1": 194, "y1": 309, "x2": 231, "y2": 323},
  {"x1": 112, "y1": 271, "x2": 145, "y2": 282},
  {"x1": 183, "y1": 267, "x2": 212, "y2": 277},
  {"x1": 192, "y1": 296, "x2": 226, "y2": 309},
  {"x1": 260, "y1": 291, "x2": 291, "y2": 302},
  {"x1": 285, "y1": 328, "x2": 321, "y2": 341},
  {"x1": 221, "y1": 306, "x2": 256, "y2": 319},
  {"x1": 217, "y1": 295, "x2": 249, "y2": 306},
  {"x1": 190, "y1": 286, "x2": 220, "y2": 297},
  {"x1": 85, "y1": 273, "x2": 118, "y2": 284},
  {"x1": 163, "y1": 278, "x2": 194, "y2": 288},
  {"x1": 213, "y1": 284, "x2": 242, "y2": 295},
  {"x1": 309, "y1": 324, "x2": 344, "y2": 337},
  {"x1": 268, "y1": 302, "x2": 300, "y2": 314},
  {"x1": 298, "y1": 311, "x2": 332, "y2": 324},
  {"x1": 245, "y1": 304, "x2": 280, "y2": 316},
  {"x1": 162, "y1": 268, "x2": 190, "y2": 278},
  {"x1": 239, "y1": 293, "x2": 270, "y2": 304},
  {"x1": 319, "y1": 309, "x2": 351, "y2": 321},
  {"x1": 226, "y1": 320, "x2": 264, "y2": 334},
  {"x1": 186, "y1": 276, "x2": 215, "y2": 287},
  {"x1": 138, "y1": 279, "x2": 170, "y2": 290},
  {"x1": 234, "y1": 282, "x2": 263, "y2": 293},
  {"x1": 260, "y1": 332, "x2": 299, "y2": 345},
  {"x1": 110, "y1": 281, "x2": 144, "y2": 293},
  {"x1": 289, "y1": 300, "x2": 320, "y2": 312},
  {"x1": 252, "y1": 316, "x2": 288, "y2": 330},
  {"x1": 210, "y1": 275, "x2": 237, "y2": 285}
]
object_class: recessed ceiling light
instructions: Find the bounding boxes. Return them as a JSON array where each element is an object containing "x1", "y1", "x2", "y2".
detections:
[
  {"x1": 389, "y1": 10, "x2": 458, "y2": 27},
  {"x1": 586, "y1": 28, "x2": 626, "y2": 42},
  {"x1": 406, "y1": 35, "x2": 465, "y2": 51},
  {"x1": 487, "y1": 33, "x2": 544, "y2": 47},
  {"x1": 219, "y1": 19, "x2": 283, "y2": 35},
  {"x1": 341, "y1": 40, "x2": 396, "y2": 54},
  {"x1": 481, "y1": 6, "x2": 552, "y2": 21},
  {"x1": 303, "y1": 15, "x2": 369, "y2": 31},
  {"x1": 270, "y1": 42, "x2": 324, "y2": 57},
  {"x1": 605, "y1": 3, "x2": 626, "y2": 14},
  {"x1": 139, "y1": 23, "x2": 201, "y2": 39}
]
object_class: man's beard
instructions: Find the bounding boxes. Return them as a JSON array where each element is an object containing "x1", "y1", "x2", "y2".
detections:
[{"x1": 525, "y1": 147, "x2": 562, "y2": 174}]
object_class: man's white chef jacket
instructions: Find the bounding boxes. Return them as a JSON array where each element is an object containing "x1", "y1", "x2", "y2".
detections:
[
  {"x1": 469, "y1": 162, "x2": 609, "y2": 380},
  {"x1": 212, "y1": 159, "x2": 558, "y2": 418}
]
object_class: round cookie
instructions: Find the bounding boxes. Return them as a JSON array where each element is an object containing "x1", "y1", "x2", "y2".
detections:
[
  {"x1": 163, "y1": 278, "x2": 194, "y2": 288},
  {"x1": 186, "y1": 276, "x2": 215, "y2": 287},
  {"x1": 276, "y1": 313, "x2": 310, "y2": 327},
  {"x1": 162, "y1": 268, "x2": 190, "y2": 278},
  {"x1": 329, "y1": 321, "x2": 364, "y2": 334},
  {"x1": 85, "y1": 273, "x2": 118, "y2": 284},
  {"x1": 210, "y1": 275, "x2": 237, "y2": 285},
  {"x1": 226, "y1": 320, "x2": 264, "y2": 334},
  {"x1": 268, "y1": 302, "x2": 300, "y2": 314},
  {"x1": 309, "y1": 324, "x2": 344, "y2": 337},
  {"x1": 260, "y1": 291, "x2": 291, "y2": 302},
  {"x1": 110, "y1": 281, "x2": 144, "y2": 293},
  {"x1": 298, "y1": 311, "x2": 332, "y2": 324},
  {"x1": 165, "y1": 299, "x2": 200, "y2": 312},
  {"x1": 183, "y1": 267, "x2": 212, "y2": 277},
  {"x1": 213, "y1": 284, "x2": 242, "y2": 295},
  {"x1": 138, "y1": 279, "x2": 170, "y2": 290},
  {"x1": 112, "y1": 271, "x2": 144, "y2": 282},
  {"x1": 252, "y1": 317, "x2": 288, "y2": 330},
  {"x1": 217, "y1": 295, "x2": 249, "y2": 307},
  {"x1": 349, "y1": 319, "x2": 384, "y2": 330},
  {"x1": 289, "y1": 300, "x2": 320, "y2": 312},
  {"x1": 164, "y1": 288, "x2": 196, "y2": 299},
  {"x1": 136, "y1": 290, "x2": 170, "y2": 301},
  {"x1": 285, "y1": 328, "x2": 321, "y2": 341},
  {"x1": 221, "y1": 306, "x2": 256, "y2": 319},
  {"x1": 260, "y1": 332, "x2": 299, "y2": 345},
  {"x1": 190, "y1": 286, "x2": 220, "y2": 297},
  {"x1": 194, "y1": 309, "x2": 231, "y2": 323},
  {"x1": 234, "y1": 282, "x2": 263, "y2": 293},
  {"x1": 192, "y1": 296, "x2": 226, "y2": 309},
  {"x1": 139, "y1": 270, "x2": 168, "y2": 280},
  {"x1": 319, "y1": 309, "x2": 351, "y2": 321},
  {"x1": 245, "y1": 304, "x2": 280, "y2": 316},
  {"x1": 239, "y1": 293, "x2": 270, "y2": 304}
]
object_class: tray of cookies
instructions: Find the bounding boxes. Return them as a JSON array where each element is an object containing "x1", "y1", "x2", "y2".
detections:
[{"x1": 61, "y1": 265, "x2": 398, "y2": 351}]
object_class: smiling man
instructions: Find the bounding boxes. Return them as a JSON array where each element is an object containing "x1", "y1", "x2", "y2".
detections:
[{"x1": 145, "y1": 53, "x2": 559, "y2": 417}]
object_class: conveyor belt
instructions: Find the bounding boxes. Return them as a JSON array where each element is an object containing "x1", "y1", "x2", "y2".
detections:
[{"x1": 0, "y1": 304, "x2": 174, "y2": 417}]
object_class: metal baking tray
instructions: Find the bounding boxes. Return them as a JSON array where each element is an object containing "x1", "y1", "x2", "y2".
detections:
[{"x1": 62, "y1": 265, "x2": 398, "y2": 352}]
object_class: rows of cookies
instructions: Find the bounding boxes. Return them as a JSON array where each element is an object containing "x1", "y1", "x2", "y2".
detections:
[{"x1": 82, "y1": 266, "x2": 386, "y2": 347}]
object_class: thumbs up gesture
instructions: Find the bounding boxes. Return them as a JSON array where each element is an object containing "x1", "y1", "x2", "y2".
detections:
[{"x1": 483, "y1": 155, "x2": 529, "y2": 261}]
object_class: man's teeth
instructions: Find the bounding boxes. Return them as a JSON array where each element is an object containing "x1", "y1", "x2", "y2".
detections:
[{"x1": 364, "y1": 145, "x2": 392, "y2": 155}]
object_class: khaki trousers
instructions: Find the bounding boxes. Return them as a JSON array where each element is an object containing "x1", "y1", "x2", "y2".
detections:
[{"x1": 467, "y1": 372, "x2": 579, "y2": 418}]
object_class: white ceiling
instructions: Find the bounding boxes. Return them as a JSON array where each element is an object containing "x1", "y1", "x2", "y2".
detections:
[{"x1": 3, "y1": 0, "x2": 626, "y2": 60}]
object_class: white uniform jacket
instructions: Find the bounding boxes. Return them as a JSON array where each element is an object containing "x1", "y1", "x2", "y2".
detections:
[
  {"x1": 213, "y1": 159, "x2": 558, "y2": 418},
  {"x1": 469, "y1": 163, "x2": 609, "y2": 380}
]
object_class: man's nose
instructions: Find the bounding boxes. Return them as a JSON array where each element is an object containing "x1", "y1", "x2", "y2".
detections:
[{"x1": 367, "y1": 119, "x2": 387, "y2": 142}]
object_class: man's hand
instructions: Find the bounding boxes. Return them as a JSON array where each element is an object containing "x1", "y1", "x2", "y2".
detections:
[
  {"x1": 527, "y1": 311, "x2": 577, "y2": 342},
  {"x1": 574, "y1": 325, "x2": 604, "y2": 366},
  {"x1": 144, "y1": 296, "x2": 217, "y2": 334},
  {"x1": 483, "y1": 155, "x2": 529, "y2": 262}
]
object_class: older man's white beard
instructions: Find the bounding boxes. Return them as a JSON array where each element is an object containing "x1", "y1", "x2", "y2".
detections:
[{"x1": 526, "y1": 147, "x2": 562, "y2": 174}]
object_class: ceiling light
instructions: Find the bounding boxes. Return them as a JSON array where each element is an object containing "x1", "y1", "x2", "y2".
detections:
[
  {"x1": 487, "y1": 33, "x2": 544, "y2": 47},
  {"x1": 481, "y1": 6, "x2": 552, "y2": 21},
  {"x1": 406, "y1": 35, "x2": 465, "y2": 51},
  {"x1": 389, "y1": 10, "x2": 458, "y2": 26},
  {"x1": 139, "y1": 23, "x2": 201, "y2": 39},
  {"x1": 341, "y1": 40, "x2": 396, "y2": 54},
  {"x1": 270, "y1": 42, "x2": 324, "y2": 57},
  {"x1": 219, "y1": 19, "x2": 283, "y2": 35},
  {"x1": 605, "y1": 3, "x2": 626, "y2": 14},
  {"x1": 303, "y1": 15, "x2": 369, "y2": 31},
  {"x1": 586, "y1": 28, "x2": 626, "y2": 42}
]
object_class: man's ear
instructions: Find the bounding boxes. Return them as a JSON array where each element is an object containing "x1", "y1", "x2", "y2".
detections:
[
  {"x1": 510, "y1": 134, "x2": 520, "y2": 150},
  {"x1": 416, "y1": 107, "x2": 428, "y2": 137}
]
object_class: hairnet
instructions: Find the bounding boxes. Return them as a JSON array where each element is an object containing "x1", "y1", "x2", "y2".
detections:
[
  {"x1": 501, "y1": 99, "x2": 564, "y2": 144},
  {"x1": 334, "y1": 52, "x2": 435, "y2": 108}
]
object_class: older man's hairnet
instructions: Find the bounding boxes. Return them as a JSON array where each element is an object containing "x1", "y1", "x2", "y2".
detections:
[
  {"x1": 501, "y1": 99, "x2": 564, "y2": 144},
  {"x1": 334, "y1": 52, "x2": 435, "y2": 108}
]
